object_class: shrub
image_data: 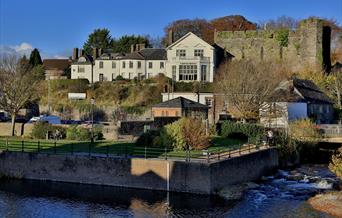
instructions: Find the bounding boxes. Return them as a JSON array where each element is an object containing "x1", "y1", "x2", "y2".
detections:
[
  {"x1": 66, "y1": 124, "x2": 103, "y2": 141},
  {"x1": 160, "y1": 117, "x2": 209, "y2": 151},
  {"x1": 115, "y1": 75, "x2": 125, "y2": 80},
  {"x1": 31, "y1": 122, "x2": 66, "y2": 139},
  {"x1": 329, "y1": 147, "x2": 342, "y2": 179},
  {"x1": 66, "y1": 125, "x2": 90, "y2": 141},
  {"x1": 160, "y1": 118, "x2": 187, "y2": 150},
  {"x1": 289, "y1": 119, "x2": 321, "y2": 143},
  {"x1": 182, "y1": 118, "x2": 210, "y2": 150},
  {"x1": 220, "y1": 121, "x2": 264, "y2": 143}
]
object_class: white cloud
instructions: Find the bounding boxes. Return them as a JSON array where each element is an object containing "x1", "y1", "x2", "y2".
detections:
[
  {"x1": 0, "y1": 42, "x2": 71, "y2": 60},
  {"x1": 12, "y1": 42, "x2": 33, "y2": 54}
]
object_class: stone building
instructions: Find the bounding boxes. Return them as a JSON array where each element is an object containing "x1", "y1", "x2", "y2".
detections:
[{"x1": 215, "y1": 18, "x2": 331, "y2": 73}]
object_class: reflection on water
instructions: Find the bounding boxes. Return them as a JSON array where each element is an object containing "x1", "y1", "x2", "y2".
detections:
[
  {"x1": 0, "y1": 179, "x2": 234, "y2": 218},
  {"x1": 0, "y1": 165, "x2": 339, "y2": 218}
]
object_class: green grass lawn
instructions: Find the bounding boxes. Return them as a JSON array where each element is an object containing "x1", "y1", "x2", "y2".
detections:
[{"x1": 0, "y1": 136, "x2": 245, "y2": 159}]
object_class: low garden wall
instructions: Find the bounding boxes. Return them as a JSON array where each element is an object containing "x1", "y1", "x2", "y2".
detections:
[
  {"x1": 0, "y1": 123, "x2": 34, "y2": 137},
  {"x1": 0, "y1": 148, "x2": 278, "y2": 194}
]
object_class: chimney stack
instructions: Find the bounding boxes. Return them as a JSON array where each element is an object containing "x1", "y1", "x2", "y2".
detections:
[
  {"x1": 99, "y1": 48, "x2": 103, "y2": 56},
  {"x1": 131, "y1": 44, "x2": 135, "y2": 53},
  {"x1": 72, "y1": 48, "x2": 79, "y2": 60},
  {"x1": 92, "y1": 48, "x2": 99, "y2": 59},
  {"x1": 80, "y1": 49, "x2": 85, "y2": 57},
  {"x1": 139, "y1": 43, "x2": 145, "y2": 50},
  {"x1": 168, "y1": 29, "x2": 174, "y2": 45}
]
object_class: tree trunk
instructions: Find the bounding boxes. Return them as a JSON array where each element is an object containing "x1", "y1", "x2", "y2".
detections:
[{"x1": 11, "y1": 114, "x2": 16, "y2": 136}]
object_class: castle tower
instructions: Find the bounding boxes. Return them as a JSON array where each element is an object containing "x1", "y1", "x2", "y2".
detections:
[{"x1": 298, "y1": 18, "x2": 331, "y2": 73}]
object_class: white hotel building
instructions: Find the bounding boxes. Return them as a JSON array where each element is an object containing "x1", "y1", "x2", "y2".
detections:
[{"x1": 71, "y1": 32, "x2": 221, "y2": 83}]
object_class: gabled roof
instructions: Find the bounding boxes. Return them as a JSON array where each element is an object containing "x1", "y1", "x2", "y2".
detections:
[
  {"x1": 167, "y1": 32, "x2": 214, "y2": 50},
  {"x1": 153, "y1": 97, "x2": 209, "y2": 109},
  {"x1": 274, "y1": 78, "x2": 333, "y2": 104},
  {"x1": 43, "y1": 59, "x2": 70, "y2": 70},
  {"x1": 139, "y1": 48, "x2": 167, "y2": 60}
]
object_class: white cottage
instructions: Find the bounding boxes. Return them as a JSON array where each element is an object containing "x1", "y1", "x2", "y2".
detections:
[{"x1": 260, "y1": 78, "x2": 334, "y2": 128}]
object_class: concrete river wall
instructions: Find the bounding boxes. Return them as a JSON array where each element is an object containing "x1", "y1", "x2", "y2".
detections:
[{"x1": 0, "y1": 148, "x2": 278, "y2": 194}]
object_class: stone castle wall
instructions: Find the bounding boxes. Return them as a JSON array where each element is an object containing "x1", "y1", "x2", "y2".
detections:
[{"x1": 215, "y1": 18, "x2": 331, "y2": 72}]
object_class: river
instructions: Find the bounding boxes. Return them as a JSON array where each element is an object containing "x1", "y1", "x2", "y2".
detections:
[{"x1": 0, "y1": 164, "x2": 339, "y2": 218}]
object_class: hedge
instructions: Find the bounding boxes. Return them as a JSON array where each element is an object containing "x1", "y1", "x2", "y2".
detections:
[{"x1": 220, "y1": 121, "x2": 264, "y2": 143}]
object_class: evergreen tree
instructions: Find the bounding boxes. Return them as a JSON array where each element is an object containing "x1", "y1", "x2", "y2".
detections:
[
  {"x1": 83, "y1": 28, "x2": 113, "y2": 55},
  {"x1": 112, "y1": 35, "x2": 151, "y2": 53},
  {"x1": 29, "y1": 48, "x2": 42, "y2": 67}
]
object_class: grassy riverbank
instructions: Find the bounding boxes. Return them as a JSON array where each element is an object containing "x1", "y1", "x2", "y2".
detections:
[{"x1": 0, "y1": 136, "x2": 245, "y2": 159}]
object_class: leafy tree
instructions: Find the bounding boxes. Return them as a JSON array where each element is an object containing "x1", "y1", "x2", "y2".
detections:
[
  {"x1": 0, "y1": 56, "x2": 39, "y2": 136},
  {"x1": 83, "y1": 28, "x2": 113, "y2": 55},
  {"x1": 211, "y1": 15, "x2": 257, "y2": 31},
  {"x1": 112, "y1": 35, "x2": 151, "y2": 53},
  {"x1": 162, "y1": 15, "x2": 256, "y2": 46},
  {"x1": 29, "y1": 48, "x2": 42, "y2": 67}
]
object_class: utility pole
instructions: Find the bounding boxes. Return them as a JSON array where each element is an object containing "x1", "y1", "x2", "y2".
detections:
[
  {"x1": 90, "y1": 97, "x2": 95, "y2": 143},
  {"x1": 48, "y1": 76, "x2": 51, "y2": 114}
]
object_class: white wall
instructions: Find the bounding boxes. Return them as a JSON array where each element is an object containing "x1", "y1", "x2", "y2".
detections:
[
  {"x1": 260, "y1": 102, "x2": 308, "y2": 128},
  {"x1": 287, "y1": 102, "x2": 308, "y2": 120},
  {"x1": 71, "y1": 64, "x2": 93, "y2": 83},
  {"x1": 166, "y1": 33, "x2": 215, "y2": 82}
]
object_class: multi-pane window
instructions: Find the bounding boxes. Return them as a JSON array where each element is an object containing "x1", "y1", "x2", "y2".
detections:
[
  {"x1": 99, "y1": 74, "x2": 104, "y2": 82},
  {"x1": 112, "y1": 61, "x2": 116, "y2": 69},
  {"x1": 160, "y1": 62, "x2": 164, "y2": 69},
  {"x1": 148, "y1": 62, "x2": 153, "y2": 69},
  {"x1": 137, "y1": 61, "x2": 141, "y2": 69},
  {"x1": 112, "y1": 73, "x2": 116, "y2": 81},
  {"x1": 129, "y1": 72, "x2": 133, "y2": 79},
  {"x1": 99, "y1": 61, "x2": 103, "y2": 69},
  {"x1": 200, "y1": 65, "x2": 207, "y2": 81},
  {"x1": 194, "y1": 49, "x2": 204, "y2": 57},
  {"x1": 179, "y1": 64, "x2": 197, "y2": 81},
  {"x1": 129, "y1": 61, "x2": 133, "y2": 68},
  {"x1": 78, "y1": 66, "x2": 85, "y2": 73},
  {"x1": 205, "y1": 98, "x2": 213, "y2": 107},
  {"x1": 176, "y1": 49, "x2": 186, "y2": 57},
  {"x1": 122, "y1": 61, "x2": 126, "y2": 68}
]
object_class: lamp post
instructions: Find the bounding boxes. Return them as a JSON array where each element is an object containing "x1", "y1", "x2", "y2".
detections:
[{"x1": 90, "y1": 97, "x2": 95, "y2": 143}]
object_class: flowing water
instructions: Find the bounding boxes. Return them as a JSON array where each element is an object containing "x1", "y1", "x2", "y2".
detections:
[{"x1": 0, "y1": 165, "x2": 339, "y2": 218}]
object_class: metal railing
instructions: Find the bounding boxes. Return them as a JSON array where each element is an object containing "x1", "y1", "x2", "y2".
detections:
[{"x1": 0, "y1": 138, "x2": 268, "y2": 163}]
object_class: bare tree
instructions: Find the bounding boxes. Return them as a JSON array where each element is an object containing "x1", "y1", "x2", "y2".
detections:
[
  {"x1": 331, "y1": 68, "x2": 342, "y2": 109},
  {"x1": 0, "y1": 55, "x2": 39, "y2": 136},
  {"x1": 215, "y1": 59, "x2": 288, "y2": 121}
]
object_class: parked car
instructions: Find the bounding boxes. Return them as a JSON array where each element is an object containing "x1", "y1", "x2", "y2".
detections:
[{"x1": 29, "y1": 115, "x2": 61, "y2": 124}]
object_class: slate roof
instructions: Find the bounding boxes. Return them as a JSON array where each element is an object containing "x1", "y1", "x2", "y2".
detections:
[
  {"x1": 43, "y1": 59, "x2": 70, "y2": 70},
  {"x1": 153, "y1": 97, "x2": 209, "y2": 109},
  {"x1": 138, "y1": 48, "x2": 167, "y2": 60},
  {"x1": 274, "y1": 78, "x2": 333, "y2": 104}
]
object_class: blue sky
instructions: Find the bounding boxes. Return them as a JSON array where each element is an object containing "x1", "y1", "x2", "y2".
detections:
[{"x1": 1, "y1": 0, "x2": 341, "y2": 59}]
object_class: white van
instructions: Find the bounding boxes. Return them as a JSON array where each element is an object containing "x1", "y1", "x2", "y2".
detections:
[{"x1": 29, "y1": 115, "x2": 61, "y2": 124}]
